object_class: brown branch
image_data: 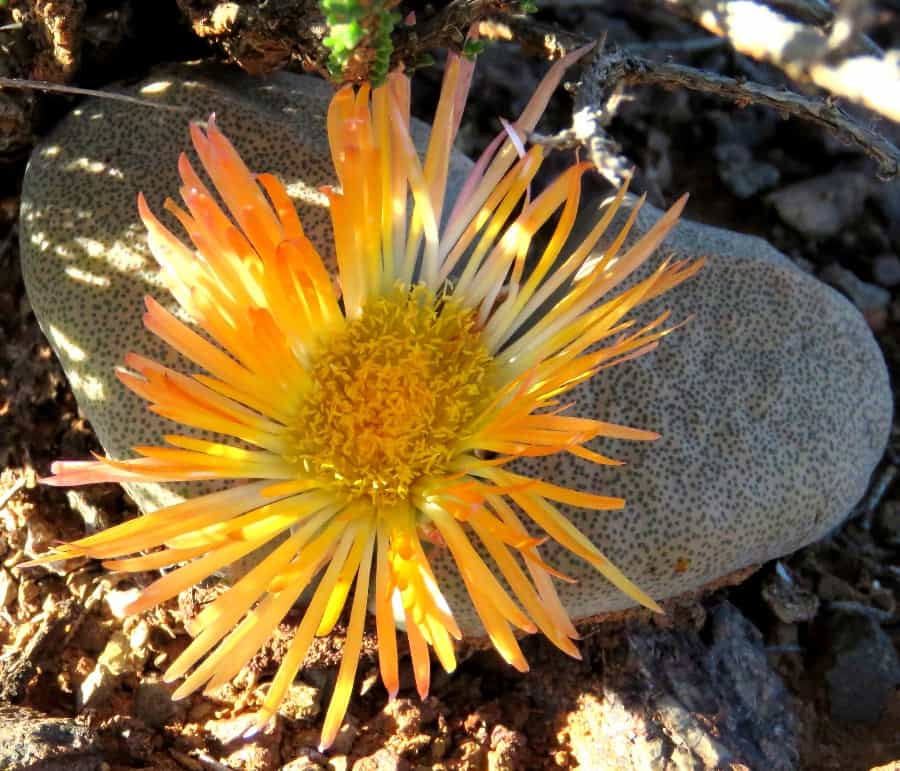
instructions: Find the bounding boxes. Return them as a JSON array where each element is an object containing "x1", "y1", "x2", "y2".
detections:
[
  {"x1": 478, "y1": 15, "x2": 589, "y2": 59},
  {"x1": 175, "y1": 0, "x2": 530, "y2": 80},
  {"x1": 663, "y1": 0, "x2": 883, "y2": 56},
  {"x1": 661, "y1": 0, "x2": 900, "y2": 123},
  {"x1": 502, "y1": 17, "x2": 900, "y2": 179},
  {"x1": 0, "y1": 77, "x2": 190, "y2": 111},
  {"x1": 391, "y1": 1, "x2": 528, "y2": 68},
  {"x1": 583, "y1": 50, "x2": 900, "y2": 178},
  {"x1": 761, "y1": 0, "x2": 883, "y2": 56},
  {"x1": 765, "y1": 0, "x2": 833, "y2": 25}
]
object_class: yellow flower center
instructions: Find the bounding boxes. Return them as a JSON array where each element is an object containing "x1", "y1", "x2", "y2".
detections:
[{"x1": 294, "y1": 286, "x2": 494, "y2": 503}]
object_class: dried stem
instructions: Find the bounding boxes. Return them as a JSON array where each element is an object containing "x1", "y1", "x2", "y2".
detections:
[
  {"x1": 584, "y1": 49, "x2": 900, "y2": 178},
  {"x1": 499, "y1": 17, "x2": 900, "y2": 179},
  {"x1": 0, "y1": 77, "x2": 189, "y2": 112},
  {"x1": 391, "y1": 1, "x2": 528, "y2": 68},
  {"x1": 746, "y1": 0, "x2": 882, "y2": 55},
  {"x1": 661, "y1": 0, "x2": 900, "y2": 123}
]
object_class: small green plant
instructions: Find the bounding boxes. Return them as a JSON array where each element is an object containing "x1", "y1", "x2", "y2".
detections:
[
  {"x1": 462, "y1": 39, "x2": 486, "y2": 61},
  {"x1": 321, "y1": 1, "x2": 401, "y2": 85}
]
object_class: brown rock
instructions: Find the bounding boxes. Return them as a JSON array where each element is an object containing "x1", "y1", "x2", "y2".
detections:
[
  {"x1": 0, "y1": 704, "x2": 104, "y2": 771},
  {"x1": 352, "y1": 748, "x2": 409, "y2": 771}
]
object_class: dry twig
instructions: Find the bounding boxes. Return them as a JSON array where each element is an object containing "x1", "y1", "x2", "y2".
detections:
[
  {"x1": 498, "y1": 18, "x2": 900, "y2": 179},
  {"x1": 392, "y1": 0, "x2": 528, "y2": 66},
  {"x1": 582, "y1": 49, "x2": 900, "y2": 178},
  {"x1": 662, "y1": 0, "x2": 900, "y2": 122},
  {"x1": 0, "y1": 77, "x2": 189, "y2": 111},
  {"x1": 728, "y1": 0, "x2": 883, "y2": 55}
]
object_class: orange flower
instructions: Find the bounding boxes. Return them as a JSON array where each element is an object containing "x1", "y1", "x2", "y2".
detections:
[{"x1": 36, "y1": 49, "x2": 700, "y2": 749}]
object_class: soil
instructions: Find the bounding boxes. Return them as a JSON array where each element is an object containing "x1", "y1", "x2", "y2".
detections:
[{"x1": 1, "y1": 2, "x2": 899, "y2": 770}]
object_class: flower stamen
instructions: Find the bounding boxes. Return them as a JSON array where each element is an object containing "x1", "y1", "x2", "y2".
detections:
[{"x1": 292, "y1": 285, "x2": 494, "y2": 503}]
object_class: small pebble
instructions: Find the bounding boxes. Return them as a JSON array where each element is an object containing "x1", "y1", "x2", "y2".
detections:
[
  {"x1": 281, "y1": 751, "x2": 327, "y2": 770},
  {"x1": 352, "y1": 748, "x2": 408, "y2": 771},
  {"x1": 99, "y1": 631, "x2": 137, "y2": 676},
  {"x1": 80, "y1": 630, "x2": 140, "y2": 708},
  {"x1": 133, "y1": 680, "x2": 180, "y2": 729},
  {"x1": 206, "y1": 712, "x2": 282, "y2": 770},
  {"x1": 330, "y1": 717, "x2": 359, "y2": 755},
  {"x1": 279, "y1": 681, "x2": 322, "y2": 721},
  {"x1": 874, "y1": 501, "x2": 900, "y2": 545},
  {"x1": 0, "y1": 705, "x2": 104, "y2": 770},
  {"x1": 488, "y1": 725, "x2": 530, "y2": 771},
  {"x1": 0, "y1": 568, "x2": 17, "y2": 609},
  {"x1": 767, "y1": 171, "x2": 871, "y2": 238},
  {"x1": 714, "y1": 142, "x2": 780, "y2": 199},
  {"x1": 105, "y1": 587, "x2": 141, "y2": 618},
  {"x1": 65, "y1": 568, "x2": 96, "y2": 602},
  {"x1": 820, "y1": 263, "x2": 891, "y2": 314},
  {"x1": 17, "y1": 578, "x2": 42, "y2": 617},
  {"x1": 825, "y1": 613, "x2": 900, "y2": 722},
  {"x1": 128, "y1": 618, "x2": 151, "y2": 650},
  {"x1": 330, "y1": 756, "x2": 350, "y2": 771},
  {"x1": 761, "y1": 562, "x2": 819, "y2": 624},
  {"x1": 872, "y1": 254, "x2": 900, "y2": 288}
]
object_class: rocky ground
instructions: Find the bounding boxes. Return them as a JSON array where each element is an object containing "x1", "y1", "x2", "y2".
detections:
[{"x1": 1, "y1": 2, "x2": 899, "y2": 770}]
